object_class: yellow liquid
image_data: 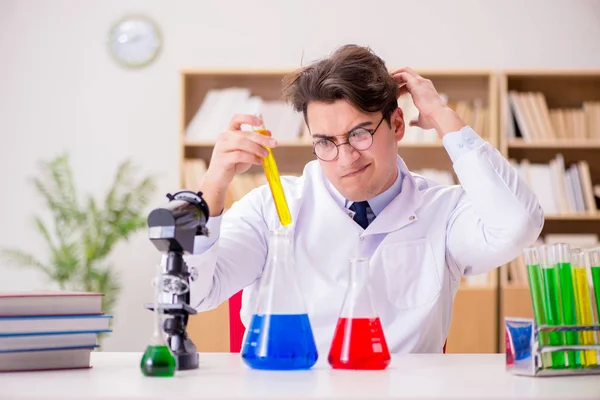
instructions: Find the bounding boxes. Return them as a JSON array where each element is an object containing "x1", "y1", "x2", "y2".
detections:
[
  {"x1": 573, "y1": 267, "x2": 597, "y2": 367},
  {"x1": 255, "y1": 129, "x2": 292, "y2": 227}
]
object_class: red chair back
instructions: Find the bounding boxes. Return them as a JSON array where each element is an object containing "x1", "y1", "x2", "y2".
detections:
[{"x1": 229, "y1": 291, "x2": 245, "y2": 352}]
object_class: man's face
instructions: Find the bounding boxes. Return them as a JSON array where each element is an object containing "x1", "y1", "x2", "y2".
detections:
[{"x1": 307, "y1": 100, "x2": 405, "y2": 202}]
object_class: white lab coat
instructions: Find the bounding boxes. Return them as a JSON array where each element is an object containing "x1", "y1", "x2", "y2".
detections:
[{"x1": 186, "y1": 126, "x2": 544, "y2": 354}]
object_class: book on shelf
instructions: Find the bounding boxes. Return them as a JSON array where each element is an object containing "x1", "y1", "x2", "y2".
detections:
[
  {"x1": 0, "y1": 291, "x2": 111, "y2": 372},
  {"x1": 506, "y1": 90, "x2": 600, "y2": 142},
  {"x1": 510, "y1": 155, "x2": 599, "y2": 215},
  {"x1": 185, "y1": 86, "x2": 491, "y2": 145},
  {"x1": 185, "y1": 87, "x2": 305, "y2": 142},
  {"x1": 398, "y1": 93, "x2": 489, "y2": 143}
]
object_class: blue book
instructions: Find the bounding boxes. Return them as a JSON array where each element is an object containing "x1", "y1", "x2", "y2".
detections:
[
  {"x1": 0, "y1": 314, "x2": 112, "y2": 336},
  {"x1": 0, "y1": 330, "x2": 110, "y2": 352}
]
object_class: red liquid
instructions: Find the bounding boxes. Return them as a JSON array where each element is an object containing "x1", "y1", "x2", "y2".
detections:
[{"x1": 327, "y1": 317, "x2": 391, "y2": 370}]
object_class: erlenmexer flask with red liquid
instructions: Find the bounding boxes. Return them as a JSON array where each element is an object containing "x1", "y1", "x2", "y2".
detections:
[{"x1": 328, "y1": 257, "x2": 391, "y2": 370}]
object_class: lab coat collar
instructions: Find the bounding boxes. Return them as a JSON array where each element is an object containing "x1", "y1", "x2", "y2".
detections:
[{"x1": 320, "y1": 156, "x2": 423, "y2": 235}]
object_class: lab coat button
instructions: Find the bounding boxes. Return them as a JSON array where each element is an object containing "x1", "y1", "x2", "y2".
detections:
[
  {"x1": 409, "y1": 216, "x2": 415, "y2": 221},
  {"x1": 457, "y1": 143, "x2": 463, "y2": 148},
  {"x1": 466, "y1": 138, "x2": 474, "y2": 145},
  {"x1": 359, "y1": 237, "x2": 364, "y2": 241}
]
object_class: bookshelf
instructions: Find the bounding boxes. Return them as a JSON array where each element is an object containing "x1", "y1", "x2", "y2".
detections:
[
  {"x1": 498, "y1": 70, "x2": 600, "y2": 351},
  {"x1": 179, "y1": 68, "x2": 500, "y2": 353}
]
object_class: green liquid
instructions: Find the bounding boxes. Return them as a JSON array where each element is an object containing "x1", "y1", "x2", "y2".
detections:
[
  {"x1": 592, "y1": 266, "x2": 600, "y2": 323},
  {"x1": 558, "y1": 262, "x2": 580, "y2": 368},
  {"x1": 527, "y1": 264, "x2": 553, "y2": 368},
  {"x1": 140, "y1": 345, "x2": 177, "y2": 377},
  {"x1": 542, "y1": 266, "x2": 566, "y2": 368}
]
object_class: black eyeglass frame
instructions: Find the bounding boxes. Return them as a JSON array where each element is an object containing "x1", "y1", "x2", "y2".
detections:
[{"x1": 311, "y1": 115, "x2": 386, "y2": 162}]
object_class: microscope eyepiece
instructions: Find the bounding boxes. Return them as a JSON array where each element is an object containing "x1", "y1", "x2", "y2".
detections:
[{"x1": 147, "y1": 190, "x2": 210, "y2": 254}]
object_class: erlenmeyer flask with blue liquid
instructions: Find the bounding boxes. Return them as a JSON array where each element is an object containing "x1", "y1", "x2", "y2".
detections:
[{"x1": 241, "y1": 226, "x2": 318, "y2": 370}]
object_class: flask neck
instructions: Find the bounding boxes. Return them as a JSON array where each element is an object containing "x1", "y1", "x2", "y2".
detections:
[
  {"x1": 254, "y1": 226, "x2": 306, "y2": 315},
  {"x1": 339, "y1": 257, "x2": 377, "y2": 319},
  {"x1": 349, "y1": 258, "x2": 369, "y2": 288},
  {"x1": 266, "y1": 228, "x2": 293, "y2": 268}
]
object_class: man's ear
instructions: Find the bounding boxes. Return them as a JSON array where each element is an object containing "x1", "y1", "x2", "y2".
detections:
[{"x1": 391, "y1": 107, "x2": 405, "y2": 142}]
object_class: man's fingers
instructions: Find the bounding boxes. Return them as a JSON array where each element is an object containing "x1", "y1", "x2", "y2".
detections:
[
  {"x1": 392, "y1": 71, "x2": 413, "y2": 85},
  {"x1": 246, "y1": 130, "x2": 277, "y2": 148},
  {"x1": 391, "y1": 67, "x2": 419, "y2": 77},
  {"x1": 225, "y1": 134, "x2": 271, "y2": 158},
  {"x1": 397, "y1": 84, "x2": 409, "y2": 98},
  {"x1": 228, "y1": 114, "x2": 263, "y2": 131},
  {"x1": 221, "y1": 129, "x2": 277, "y2": 148},
  {"x1": 225, "y1": 150, "x2": 263, "y2": 167}
]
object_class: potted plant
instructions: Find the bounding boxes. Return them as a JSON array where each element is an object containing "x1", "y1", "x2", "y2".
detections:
[{"x1": 1, "y1": 154, "x2": 157, "y2": 318}]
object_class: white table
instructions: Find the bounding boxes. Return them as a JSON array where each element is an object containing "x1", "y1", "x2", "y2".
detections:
[{"x1": 1, "y1": 352, "x2": 598, "y2": 399}]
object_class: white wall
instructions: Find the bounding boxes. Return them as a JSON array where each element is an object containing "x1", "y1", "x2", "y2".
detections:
[{"x1": 1, "y1": 0, "x2": 599, "y2": 351}]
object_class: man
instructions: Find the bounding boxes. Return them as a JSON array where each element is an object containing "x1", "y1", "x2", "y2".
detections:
[{"x1": 186, "y1": 44, "x2": 544, "y2": 354}]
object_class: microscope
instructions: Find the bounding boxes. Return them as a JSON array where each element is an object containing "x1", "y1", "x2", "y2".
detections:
[{"x1": 146, "y1": 190, "x2": 210, "y2": 370}]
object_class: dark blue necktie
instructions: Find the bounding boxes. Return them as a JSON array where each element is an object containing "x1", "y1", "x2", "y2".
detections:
[{"x1": 350, "y1": 201, "x2": 370, "y2": 229}]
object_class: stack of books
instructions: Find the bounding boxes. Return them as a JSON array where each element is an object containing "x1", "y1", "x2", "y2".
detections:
[{"x1": 0, "y1": 292, "x2": 112, "y2": 372}]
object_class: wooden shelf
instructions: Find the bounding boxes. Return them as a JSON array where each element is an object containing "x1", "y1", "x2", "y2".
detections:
[
  {"x1": 446, "y1": 282, "x2": 498, "y2": 354},
  {"x1": 544, "y1": 213, "x2": 600, "y2": 221}
]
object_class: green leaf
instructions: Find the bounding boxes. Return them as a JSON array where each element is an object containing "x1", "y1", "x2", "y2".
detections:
[
  {"x1": 0, "y1": 249, "x2": 54, "y2": 279},
  {"x1": 49, "y1": 241, "x2": 80, "y2": 284},
  {"x1": 88, "y1": 265, "x2": 121, "y2": 315},
  {"x1": 2, "y1": 154, "x2": 156, "y2": 322},
  {"x1": 32, "y1": 216, "x2": 56, "y2": 252}
]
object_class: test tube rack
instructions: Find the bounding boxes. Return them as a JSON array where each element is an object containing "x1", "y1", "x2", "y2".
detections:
[{"x1": 505, "y1": 317, "x2": 600, "y2": 377}]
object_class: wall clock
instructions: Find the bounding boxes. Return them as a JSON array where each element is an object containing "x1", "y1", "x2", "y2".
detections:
[{"x1": 108, "y1": 15, "x2": 162, "y2": 69}]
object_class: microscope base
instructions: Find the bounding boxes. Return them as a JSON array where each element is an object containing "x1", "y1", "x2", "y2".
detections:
[{"x1": 176, "y1": 351, "x2": 199, "y2": 370}]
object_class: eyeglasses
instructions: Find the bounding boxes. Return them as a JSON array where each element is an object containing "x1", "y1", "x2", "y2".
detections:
[{"x1": 312, "y1": 116, "x2": 386, "y2": 162}]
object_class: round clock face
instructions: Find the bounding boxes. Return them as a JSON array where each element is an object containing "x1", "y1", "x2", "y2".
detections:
[{"x1": 108, "y1": 15, "x2": 162, "y2": 68}]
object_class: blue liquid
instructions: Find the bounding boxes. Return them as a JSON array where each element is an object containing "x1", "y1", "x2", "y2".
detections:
[{"x1": 241, "y1": 313, "x2": 318, "y2": 370}]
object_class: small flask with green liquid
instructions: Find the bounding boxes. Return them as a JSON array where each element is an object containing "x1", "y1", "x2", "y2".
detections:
[{"x1": 140, "y1": 264, "x2": 177, "y2": 377}]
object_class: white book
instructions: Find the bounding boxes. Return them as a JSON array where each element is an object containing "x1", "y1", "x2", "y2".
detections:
[
  {"x1": 0, "y1": 347, "x2": 92, "y2": 372},
  {"x1": 185, "y1": 89, "x2": 222, "y2": 140},
  {"x1": 568, "y1": 165, "x2": 586, "y2": 212},
  {"x1": 527, "y1": 163, "x2": 558, "y2": 214},
  {"x1": 0, "y1": 332, "x2": 98, "y2": 352},
  {"x1": 0, "y1": 292, "x2": 103, "y2": 317}
]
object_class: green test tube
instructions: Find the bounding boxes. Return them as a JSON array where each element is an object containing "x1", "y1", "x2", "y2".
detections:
[
  {"x1": 571, "y1": 249, "x2": 597, "y2": 367},
  {"x1": 539, "y1": 245, "x2": 566, "y2": 368},
  {"x1": 552, "y1": 243, "x2": 580, "y2": 368},
  {"x1": 523, "y1": 246, "x2": 553, "y2": 368},
  {"x1": 588, "y1": 248, "x2": 600, "y2": 361}
]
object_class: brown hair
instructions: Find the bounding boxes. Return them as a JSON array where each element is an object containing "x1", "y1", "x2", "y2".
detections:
[{"x1": 282, "y1": 44, "x2": 398, "y2": 127}]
